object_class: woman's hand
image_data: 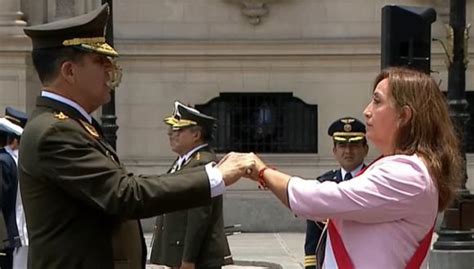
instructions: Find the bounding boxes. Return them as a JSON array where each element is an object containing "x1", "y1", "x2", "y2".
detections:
[
  {"x1": 245, "y1": 152, "x2": 267, "y2": 181},
  {"x1": 217, "y1": 152, "x2": 256, "y2": 186}
]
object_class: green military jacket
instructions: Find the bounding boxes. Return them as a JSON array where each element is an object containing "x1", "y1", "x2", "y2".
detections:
[
  {"x1": 18, "y1": 97, "x2": 212, "y2": 269},
  {"x1": 150, "y1": 147, "x2": 232, "y2": 268}
]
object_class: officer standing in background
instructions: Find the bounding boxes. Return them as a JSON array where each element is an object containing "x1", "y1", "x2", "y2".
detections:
[
  {"x1": 150, "y1": 101, "x2": 232, "y2": 269},
  {"x1": 0, "y1": 111, "x2": 25, "y2": 269},
  {"x1": 0, "y1": 107, "x2": 28, "y2": 269},
  {"x1": 20, "y1": 4, "x2": 252, "y2": 269},
  {"x1": 304, "y1": 117, "x2": 368, "y2": 269},
  {"x1": 4, "y1": 108, "x2": 29, "y2": 269}
]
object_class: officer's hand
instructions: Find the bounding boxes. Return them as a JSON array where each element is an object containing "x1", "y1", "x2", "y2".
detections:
[
  {"x1": 217, "y1": 152, "x2": 256, "y2": 186},
  {"x1": 180, "y1": 261, "x2": 195, "y2": 269}
]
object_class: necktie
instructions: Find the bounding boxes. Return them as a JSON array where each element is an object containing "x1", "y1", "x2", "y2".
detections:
[
  {"x1": 344, "y1": 172, "x2": 352, "y2": 180},
  {"x1": 176, "y1": 158, "x2": 184, "y2": 171},
  {"x1": 170, "y1": 158, "x2": 183, "y2": 173}
]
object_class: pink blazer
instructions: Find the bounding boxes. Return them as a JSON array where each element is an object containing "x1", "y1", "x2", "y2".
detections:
[{"x1": 288, "y1": 154, "x2": 438, "y2": 269}]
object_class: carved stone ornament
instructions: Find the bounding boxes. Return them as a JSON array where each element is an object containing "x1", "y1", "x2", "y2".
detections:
[{"x1": 224, "y1": 0, "x2": 285, "y2": 25}]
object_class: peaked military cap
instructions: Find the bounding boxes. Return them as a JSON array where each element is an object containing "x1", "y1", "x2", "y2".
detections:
[
  {"x1": 5, "y1": 107, "x2": 28, "y2": 128},
  {"x1": 164, "y1": 101, "x2": 217, "y2": 132},
  {"x1": 328, "y1": 117, "x2": 366, "y2": 143},
  {"x1": 23, "y1": 3, "x2": 118, "y2": 57},
  {"x1": 0, "y1": 117, "x2": 23, "y2": 136}
]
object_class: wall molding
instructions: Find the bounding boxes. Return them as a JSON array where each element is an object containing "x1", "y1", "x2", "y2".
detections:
[
  {"x1": 116, "y1": 38, "x2": 381, "y2": 57},
  {"x1": 223, "y1": 0, "x2": 287, "y2": 25}
]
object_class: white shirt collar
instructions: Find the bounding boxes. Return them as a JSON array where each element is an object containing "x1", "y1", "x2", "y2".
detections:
[
  {"x1": 41, "y1": 91, "x2": 92, "y2": 124},
  {"x1": 4, "y1": 145, "x2": 18, "y2": 165},
  {"x1": 341, "y1": 163, "x2": 364, "y2": 179},
  {"x1": 178, "y1": 143, "x2": 208, "y2": 167}
]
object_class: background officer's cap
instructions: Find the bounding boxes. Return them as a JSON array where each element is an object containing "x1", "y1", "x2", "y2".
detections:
[
  {"x1": 5, "y1": 107, "x2": 28, "y2": 129},
  {"x1": 328, "y1": 117, "x2": 366, "y2": 143},
  {"x1": 164, "y1": 101, "x2": 217, "y2": 133},
  {"x1": 0, "y1": 118, "x2": 23, "y2": 136},
  {"x1": 23, "y1": 3, "x2": 117, "y2": 57}
]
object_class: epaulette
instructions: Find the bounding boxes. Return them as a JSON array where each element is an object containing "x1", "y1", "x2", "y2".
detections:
[{"x1": 316, "y1": 169, "x2": 338, "y2": 182}]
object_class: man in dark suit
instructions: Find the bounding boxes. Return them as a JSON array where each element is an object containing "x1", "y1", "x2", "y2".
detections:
[
  {"x1": 20, "y1": 4, "x2": 252, "y2": 269},
  {"x1": 0, "y1": 109, "x2": 26, "y2": 269},
  {"x1": 150, "y1": 102, "x2": 232, "y2": 269},
  {"x1": 304, "y1": 117, "x2": 368, "y2": 269}
]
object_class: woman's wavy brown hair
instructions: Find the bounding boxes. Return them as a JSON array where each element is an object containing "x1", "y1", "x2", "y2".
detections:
[{"x1": 373, "y1": 67, "x2": 463, "y2": 211}]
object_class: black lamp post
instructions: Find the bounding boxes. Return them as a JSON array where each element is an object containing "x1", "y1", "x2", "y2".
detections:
[
  {"x1": 101, "y1": 0, "x2": 118, "y2": 150},
  {"x1": 433, "y1": 0, "x2": 474, "y2": 251}
]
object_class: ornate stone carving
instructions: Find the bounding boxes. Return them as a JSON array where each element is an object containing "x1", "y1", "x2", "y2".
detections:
[{"x1": 224, "y1": 0, "x2": 285, "y2": 25}]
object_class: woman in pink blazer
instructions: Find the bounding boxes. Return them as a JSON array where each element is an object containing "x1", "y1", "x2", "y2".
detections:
[{"x1": 226, "y1": 67, "x2": 463, "y2": 269}]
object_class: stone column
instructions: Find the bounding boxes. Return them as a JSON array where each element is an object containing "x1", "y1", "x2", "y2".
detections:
[
  {"x1": 0, "y1": 0, "x2": 27, "y2": 36},
  {"x1": 54, "y1": 0, "x2": 76, "y2": 20},
  {"x1": 51, "y1": 0, "x2": 100, "y2": 21}
]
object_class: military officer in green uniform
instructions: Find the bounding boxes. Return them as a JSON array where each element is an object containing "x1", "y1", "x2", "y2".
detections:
[
  {"x1": 150, "y1": 102, "x2": 233, "y2": 269},
  {"x1": 304, "y1": 117, "x2": 368, "y2": 269},
  {"x1": 20, "y1": 4, "x2": 253, "y2": 269}
]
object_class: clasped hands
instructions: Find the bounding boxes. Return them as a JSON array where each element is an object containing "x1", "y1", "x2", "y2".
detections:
[{"x1": 216, "y1": 152, "x2": 265, "y2": 186}]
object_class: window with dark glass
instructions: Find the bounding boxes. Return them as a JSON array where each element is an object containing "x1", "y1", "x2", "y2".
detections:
[{"x1": 195, "y1": 92, "x2": 318, "y2": 153}]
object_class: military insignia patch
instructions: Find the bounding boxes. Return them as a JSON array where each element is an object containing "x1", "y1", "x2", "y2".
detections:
[
  {"x1": 196, "y1": 152, "x2": 201, "y2": 161},
  {"x1": 54, "y1": 112, "x2": 69, "y2": 120},
  {"x1": 344, "y1": 124, "x2": 352, "y2": 132},
  {"x1": 79, "y1": 119, "x2": 99, "y2": 138}
]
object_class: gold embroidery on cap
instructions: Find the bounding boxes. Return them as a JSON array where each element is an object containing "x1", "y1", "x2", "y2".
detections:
[
  {"x1": 80, "y1": 43, "x2": 118, "y2": 57},
  {"x1": 4, "y1": 115, "x2": 21, "y2": 124},
  {"x1": 62, "y1": 37, "x2": 106, "y2": 46}
]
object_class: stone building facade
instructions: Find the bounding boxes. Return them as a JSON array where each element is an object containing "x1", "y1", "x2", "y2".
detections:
[{"x1": 1, "y1": 0, "x2": 473, "y2": 231}]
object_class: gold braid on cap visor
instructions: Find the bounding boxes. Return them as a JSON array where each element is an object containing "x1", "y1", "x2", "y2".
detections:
[
  {"x1": 62, "y1": 37, "x2": 118, "y2": 57},
  {"x1": 333, "y1": 136, "x2": 365, "y2": 143},
  {"x1": 164, "y1": 116, "x2": 197, "y2": 130}
]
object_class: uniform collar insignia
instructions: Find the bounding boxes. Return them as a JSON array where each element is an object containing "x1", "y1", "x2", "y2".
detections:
[
  {"x1": 79, "y1": 119, "x2": 99, "y2": 138},
  {"x1": 54, "y1": 112, "x2": 69, "y2": 120}
]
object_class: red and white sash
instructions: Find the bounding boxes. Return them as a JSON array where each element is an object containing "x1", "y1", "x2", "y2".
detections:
[
  {"x1": 324, "y1": 156, "x2": 435, "y2": 269},
  {"x1": 326, "y1": 220, "x2": 434, "y2": 269}
]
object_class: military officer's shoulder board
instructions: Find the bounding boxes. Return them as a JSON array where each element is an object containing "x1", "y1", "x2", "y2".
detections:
[{"x1": 317, "y1": 169, "x2": 338, "y2": 182}]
